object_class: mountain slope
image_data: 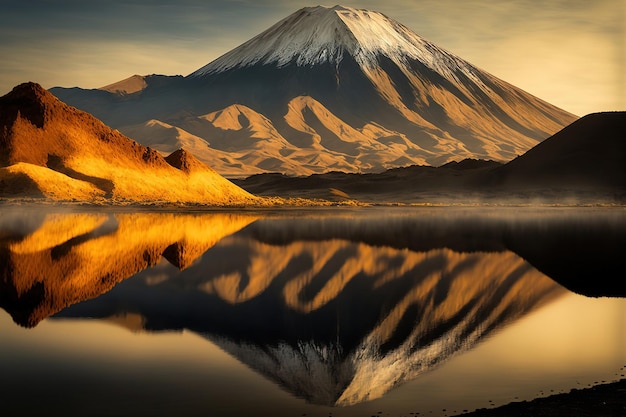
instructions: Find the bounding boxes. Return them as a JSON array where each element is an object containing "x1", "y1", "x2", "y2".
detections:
[
  {"x1": 0, "y1": 82, "x2": 259, "y2": 204},
  {"x1": 233, "y1": 112, "x2": 626, "y2": 203},
  {"x1": 50, "y1": 5, "x2": 576, "y2": 175}
]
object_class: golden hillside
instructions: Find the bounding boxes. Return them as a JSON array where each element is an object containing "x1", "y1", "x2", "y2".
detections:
[
  {"x1": 0, "y1": 82, "x2": 259, "y2": 204},
  {"x1": 0, "y1": 211, "x2": 258, "y2": 327}
]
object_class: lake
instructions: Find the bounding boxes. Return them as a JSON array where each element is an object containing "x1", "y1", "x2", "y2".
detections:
[{"x1": 1, "y1": 206, "x2": 624, "y2": 417}]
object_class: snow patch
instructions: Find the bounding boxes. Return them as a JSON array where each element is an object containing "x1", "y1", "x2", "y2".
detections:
[{"x1": 189, "y1": 5, "x2": 496, "y2": 98}]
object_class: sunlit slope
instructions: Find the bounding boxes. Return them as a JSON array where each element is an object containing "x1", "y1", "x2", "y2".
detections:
[
  {"x1": 0, "y1": 162, "x2": 105, "y2": 200},
  {"x1": 119, "y1": 119, "x2": 260, "y2": 177},
  {"x1": 0, "y1": 82, "x2": 259, "y2": 204},
  {"x1": 0, "y1": 212, "x2": 258, "y2": 327},
  {"x1": 99, "y1": 74, "x2": 148, "y2": 95}
]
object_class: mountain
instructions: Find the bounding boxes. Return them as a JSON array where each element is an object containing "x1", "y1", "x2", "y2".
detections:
[
  {"x1": 50, "y1": 5, "x2": 577, "y2": 176},
  {"x1": 0, "y1": 82, "x2": 259, "y2": 204}
]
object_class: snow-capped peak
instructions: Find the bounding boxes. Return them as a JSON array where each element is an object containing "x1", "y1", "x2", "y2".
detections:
[
  {"x1": 189, "y1": 5, "x2": 473, "y2": 78},
  {"x1": 191, "y1": 6, "x2": 355, "y2": 75}
]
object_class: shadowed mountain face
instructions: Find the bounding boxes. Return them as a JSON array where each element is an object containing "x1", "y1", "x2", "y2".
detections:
[
  {"x1": 2, "y1": 208, "x2": 623, "y2": 405},
  {"x1": 0, "y1": 82, "x2": 258, "y2": 204},
  {"x1": 50, "y1": 5, "x2": 576, "y2": 176},
  {"x1": 489, "y1": 112, "x2": 626, "y2": 191}
]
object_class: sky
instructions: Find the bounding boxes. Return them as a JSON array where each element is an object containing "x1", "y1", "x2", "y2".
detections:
[{"x1": 1, "y1": 0, "x2": 623, "y2": 116}]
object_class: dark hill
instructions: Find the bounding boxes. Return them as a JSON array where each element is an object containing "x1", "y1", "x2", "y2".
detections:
[{"x1": 489, "y1": 112, "x2": 626, "y2": 191}]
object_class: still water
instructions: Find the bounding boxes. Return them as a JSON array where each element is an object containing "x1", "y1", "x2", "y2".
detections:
[{"x1": 1, "y1": 206, "x2": 624, "y2": 416}]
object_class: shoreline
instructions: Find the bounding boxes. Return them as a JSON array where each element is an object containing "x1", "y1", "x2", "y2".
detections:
[
  {"x1": 1, "y1": 197, "x2": 625, "y2": 209},
  {"x1": 453, "y1": 379, "x2": 625, "y2": 417}
]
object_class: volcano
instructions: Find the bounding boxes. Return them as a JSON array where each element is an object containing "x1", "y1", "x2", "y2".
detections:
[{"x1": 51, "y1": 5, "x2": 576, "y2": 176}]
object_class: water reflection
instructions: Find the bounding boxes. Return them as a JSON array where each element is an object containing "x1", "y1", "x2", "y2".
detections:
[
  {"x1": 0, "y1": 207, "x2": 624, "y2": 408},
  {"x1": 0, "y1": 212, "x2": 258, "y2": 327}
]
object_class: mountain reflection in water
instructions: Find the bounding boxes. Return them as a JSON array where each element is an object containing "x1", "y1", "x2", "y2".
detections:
[{"x1": 0, "y1": 207, "x2": 623, "y2": 408}]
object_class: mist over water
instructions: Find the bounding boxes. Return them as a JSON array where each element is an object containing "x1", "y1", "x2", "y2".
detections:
[{"x1": 0, "y1": 206, "x2": 624, "y2": 416}]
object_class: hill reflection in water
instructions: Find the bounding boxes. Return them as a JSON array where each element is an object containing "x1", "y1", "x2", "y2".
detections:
[
  {"x1": 1, "y1": 207, "x2": 624, "y2": 408},
  {"x1": 0, "y1": 211, "x2": 259, "y2": 327}
]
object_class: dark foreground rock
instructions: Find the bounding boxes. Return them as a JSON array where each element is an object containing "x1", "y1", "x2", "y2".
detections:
[{"x1": 453, "y1": 379, "x2": 626, "y2": 417}]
